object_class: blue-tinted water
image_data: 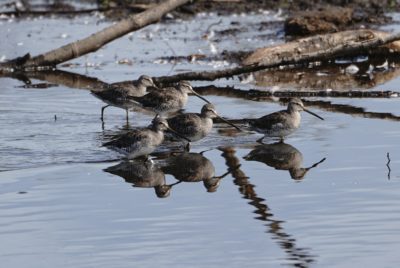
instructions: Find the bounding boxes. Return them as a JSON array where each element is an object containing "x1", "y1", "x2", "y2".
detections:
[{"x1": 1, "y1": 11, "x2": 400, "y2": 268}]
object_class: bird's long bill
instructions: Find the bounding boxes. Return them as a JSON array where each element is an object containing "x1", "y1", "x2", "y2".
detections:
[
  {"x1": 167, "y1": 126, "x2": 192, "y2": 142},
  {"x1": 304, "y1": 109, "x2": 324, "y2": 120},
  {"x1": 191, "y1": 89, "x2": 211, "y2": 104},
  {"x1": 214, "y1": 113, "x2": 242, "y2": 131}
]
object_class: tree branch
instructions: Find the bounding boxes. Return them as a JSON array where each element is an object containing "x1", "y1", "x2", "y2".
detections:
[
  {"x1": 0, "y1": 0, "x2": 190, "y2": 71},
  {"x1": 154, "y1": 30, "x2": 400, "y2": 84}
]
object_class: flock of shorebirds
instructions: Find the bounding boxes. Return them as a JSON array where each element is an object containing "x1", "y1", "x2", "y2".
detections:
[{"x1": 93, "y1": 75, "x2": 324, "y2": 161}]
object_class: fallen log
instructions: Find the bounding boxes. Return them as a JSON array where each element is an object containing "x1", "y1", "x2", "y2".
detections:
[
  {"x1": 0, "y1": 0, "x2": 190, "y2": 71},
  {"x1": 243, "y1": 29, "x2": 400, "y2": 66},
  {"x1": 154, "y1": 30, "x2": 400, "y2": 84}
]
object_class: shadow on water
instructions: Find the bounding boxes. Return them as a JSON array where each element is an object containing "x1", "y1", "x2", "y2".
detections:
[
  {"x1": 219, "y1": 146, "x2": 316, "y2": 268},
  {"x1": 243, "y1": 141, "x2": 326, "y2": 180}
]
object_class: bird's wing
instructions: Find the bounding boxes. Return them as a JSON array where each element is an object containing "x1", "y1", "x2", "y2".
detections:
[
  {"x1": 167, "y1": 114, "x2": 201, "y2": 135},
  {"x1": 92, "y1": 87, "x2": 129, "y2": 101},
  {"x1": 250, "y1": 110, "x2": 289, "y2": 130},
  {"x1": 103, "y1": 129, "x2": 150, "y2": 148},
  {"x1": 110, "y1": 80, "x2": 132, "y2": 88}
]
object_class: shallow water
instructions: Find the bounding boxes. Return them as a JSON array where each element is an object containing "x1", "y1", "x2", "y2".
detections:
[{"x1": 1, "y1": 10, "x2": 400, "y2": 268}]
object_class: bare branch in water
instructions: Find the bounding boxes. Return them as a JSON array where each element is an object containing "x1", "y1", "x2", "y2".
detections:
[{"x1": 386, "y1": 152, "x2": 391, "y2": 180}]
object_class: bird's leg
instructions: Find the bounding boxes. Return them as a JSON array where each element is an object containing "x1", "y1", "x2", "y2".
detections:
[
  {"x1": 279, "y1": 137, "x2": 285, "y2": 143},
  {"x1": 125, "y1": 109, "x2": 129, "y2": 124},
  {"x1": 101, "y1": 105, "x2": 110, "y2": 121},
  {"x1": 144, "y1": 155, "x2": 153, "y2": 164},
  {"x1": 184, "y1": 142, "x2": 191, "y2": 152},
  {"x1": 256, "y1": 136, "x2": 265, "y2": 144}
]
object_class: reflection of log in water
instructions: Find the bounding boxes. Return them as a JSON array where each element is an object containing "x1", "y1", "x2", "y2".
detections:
[
  {"x1": 3, "y1": 70, "x2": 399, "y2": 122},
  {"x1": 194, "y1": 85, "x2": 398, "y2": 99},
  {"x1": 219, "y1": 147, "x2": 315, "y2": 268},
  {"x1": 253, "y1": 58, "x2": 400, "y2": 91},
  {"x1": 194, "y1": 86, "x2": 400, "y2": 123},
  {"x1": 16, "y1": 70, "x2": 108, "y2": 91}
]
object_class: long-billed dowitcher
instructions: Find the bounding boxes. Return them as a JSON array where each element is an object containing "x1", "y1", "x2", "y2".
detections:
[
  {"x1": 103, "y1": 115, "x2": 190, "y2": 160},
  {"x1": 92, "y1": 75, "x2": 155, "y2": 121},
  {"x1": 243, "y1": 142, "x2": 326, "y2": 180},
  {"x1": 127, "y1": 81, "x2": 211, "y2": 115},
  {"x1": 248, "y1": 98, "x2": 324, "y2": 143},
  {"x1": 166, "y1": 103, "x2": 241, "y2": 148}
]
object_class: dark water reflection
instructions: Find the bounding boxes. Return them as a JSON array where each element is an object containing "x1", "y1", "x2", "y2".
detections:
[
  {"x1": 160, "y1": 152, "x2": 233, "y2": 192},
  {"x1": 104, "y1": 160, "x2": 174, "y2": 198},
  {"x1": 104, "y1": 151, "x2": 234, "y2": 197},
  {"x1": 103, "y1": 147, "x2": 319, "y2": 267},
  {"x1": 244, "y1": 142, "x2": 326, "y2": 180},
  {"x1": 2, "y1": 13, "x2": 400, "y2": 268},
  {"x1": 220, "y1": 147, "x2": 315, "y2": 268}
]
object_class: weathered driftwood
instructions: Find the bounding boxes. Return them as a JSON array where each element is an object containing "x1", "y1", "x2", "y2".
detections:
[
  {"x1": 0, "y1": 0, "x2": 189, "y2": 71},
  {"x1": 154, "y1": 30, "x2": 400, "y2": 84},
  {"x1": 243, "y1": 29, "x2": 400, "y2": 66}
]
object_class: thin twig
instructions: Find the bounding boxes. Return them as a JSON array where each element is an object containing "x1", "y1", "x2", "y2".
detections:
[
  {"x1": 386, "y1": 152, "x2": 391, "y2": 180},
  {"x1": 205, "y1": 19, "x2": 222, "y2": 33}
]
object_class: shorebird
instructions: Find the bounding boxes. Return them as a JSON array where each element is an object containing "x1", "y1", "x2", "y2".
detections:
[
  {"x1": 243, "y1": 142, "x2": 326, "y2": 180},
  {"x1": 103, "y1": 115, "x2": 190, "y2": 160},
  {"x1": 91, "y1": 75, "x2": 156, "y2": 121},
  {"x1": 166, "y1": 103, "x2": 241, "y2": 149},
  {"x1": 248, "y1": 98, "x2": 324, "y2": 143},
  {"x1": 127, "y1": 81, "x2": 211, "y2": 115}
]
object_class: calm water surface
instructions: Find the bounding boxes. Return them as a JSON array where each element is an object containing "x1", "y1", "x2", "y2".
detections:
[{"x1": 1, "y1": 11, "x2": 400, "y2": 268}]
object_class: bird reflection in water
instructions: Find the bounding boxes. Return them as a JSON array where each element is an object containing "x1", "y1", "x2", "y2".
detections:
[
  {"x1": 160, "y1": 151, "x2": 233, "y2": 192},
  {"x1": 104, "y1": 151, "x2": 234, "y2": 197},
  {"x1": 220, "y1": 147, "x2": 315, "y2": 267},
  {"x1": 243, "y1": 142, "x2": 326, "y2": 180},
  {"x1": 104, "y1": 160, "x2": 179, "y2": 198}
]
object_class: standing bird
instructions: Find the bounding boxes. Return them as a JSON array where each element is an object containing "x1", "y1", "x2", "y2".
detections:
[
  {"x1": 91, "y1": 75, "x2": 156, "y2": 122},
  {"x1": 103, "y1": 116, "x2": 191, "y2": 160},
  {"x1": 166, "y1": 103, "x2": 241, "y2": 149},
  {"x1": 127, "y1": 81, "x2": 211, "y2": 115},
  {"x1": 248, "y1": 98, "x2": 324, "y2": 143}
]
